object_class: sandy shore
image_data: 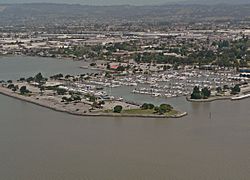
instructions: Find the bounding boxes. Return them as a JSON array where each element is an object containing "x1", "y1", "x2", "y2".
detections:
[{"x1": 0, "y1": 86, "x2": 187, "y2": 119}]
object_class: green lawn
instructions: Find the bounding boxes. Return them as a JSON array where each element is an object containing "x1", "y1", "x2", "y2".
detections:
[
  {"x1": 104, "y1": 108, "x2": 179, "y2": 116},
  {"x1": 122, "y1": 109, "x2": 155, "y2": 115}
]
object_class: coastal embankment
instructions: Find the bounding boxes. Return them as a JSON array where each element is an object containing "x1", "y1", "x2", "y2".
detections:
[
  {"x1": 186, "y1": 93, "x2": 250, "y2": 102},
  {"x1": 0, "y1": 86, "x2": 187, "y2": 119},
  {"x1": 186, "y1": 96, "x2": 232, "y2": 102}
]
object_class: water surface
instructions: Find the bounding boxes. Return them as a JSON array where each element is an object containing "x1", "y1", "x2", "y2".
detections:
[
  {"x1": 0, "y1": 56, "x2": 250, "y2": 180},
  {"x1": 0, "y1": 56, "x2": 94, "y2": 80}
]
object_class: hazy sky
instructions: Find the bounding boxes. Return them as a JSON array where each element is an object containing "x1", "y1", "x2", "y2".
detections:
[{"x1": 0, "y1": 0, "x2": 184, "y2": 5}]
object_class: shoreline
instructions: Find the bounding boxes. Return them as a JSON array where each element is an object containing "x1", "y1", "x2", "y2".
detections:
[
  {"x1": 186, "y1": 94, "x2": 250, "y2": 102},
  {"x1": 0, "y1": 54, "x2": 84, "y2": 63},
  {"x1": 186, "y1": 96, "x2": 232, "y2": 102},
  {"x1": 0, "y1": 86, "x2": 187, "y2": 119}
]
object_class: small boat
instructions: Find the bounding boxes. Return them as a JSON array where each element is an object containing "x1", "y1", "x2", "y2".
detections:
[{"x1": 231, "y1": 94, "x2": 250, "y2": 100}]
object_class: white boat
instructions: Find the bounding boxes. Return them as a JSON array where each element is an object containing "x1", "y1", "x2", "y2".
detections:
[
  {"x1": 117, "y1": 97, "x2": 124, "y2": 101},
  {"x1": 231, "y1": 94, "x2": 250, "y2": 100},
  {"x1": 132, "y1": 90, "x2": 140, "y2": 93}
]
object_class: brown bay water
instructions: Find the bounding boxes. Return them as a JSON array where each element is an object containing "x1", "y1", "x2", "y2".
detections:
[
  {"x1": 0, "y1": 56, "x2": 250, "y2": 180},
  {"x1": 0, "y1": 56, "x2": 95, "y2": 80}
]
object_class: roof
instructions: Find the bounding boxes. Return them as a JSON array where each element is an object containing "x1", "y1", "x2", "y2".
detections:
[{"x1": 110, "y1": 65, "x2": 119, "y2": 69}]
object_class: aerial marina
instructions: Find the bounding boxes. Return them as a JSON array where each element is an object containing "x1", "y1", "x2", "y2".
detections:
[
  {"x1": 0, "y1": 2, "x2": 250, "y2": 180},
  {"x1": 0, "y1": 70, "x2": 188, "y2": 118},
  {"x1": 1, "y1": 61, "x2": 250, "y2": 119}
]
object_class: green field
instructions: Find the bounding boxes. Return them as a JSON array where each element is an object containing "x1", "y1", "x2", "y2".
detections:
[{"x1": 104, "y1": 108, "x2": 179, "y2": 116}]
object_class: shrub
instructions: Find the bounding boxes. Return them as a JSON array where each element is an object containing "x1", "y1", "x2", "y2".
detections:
[
  {"x1": 148, "y1": 104, "x2": 155, "y2": 109},
  {"x1": 231, "y1": 84, "x2": 241, "y2": 95},
  {"x1": 141, "y1": 103, "x2": 155, "y2": 110},
  {"x1": 7, "y1": 84, "x2": 15, "y2": 89},
  {"x1": 159, "y1": 104, "x2": 173, "y2": 113},
  {"x1": 141, "y1": 103, "x2": 149, "y2": 109},
  {"x1": 191, "y1": 92, "x2": 202, "y2": 99},
  {"x1": 57, "y1": 88, "x2": 67, "y2": 95},
  {"x1": 201, "y1": 87, "x2": 211, "y2": 98},
  {"x1": 113, "y1": 105, "x2": 123, "y2": 113},
  {"x1": 20, "y1": 86, "x2": 30, "y2": 95}
]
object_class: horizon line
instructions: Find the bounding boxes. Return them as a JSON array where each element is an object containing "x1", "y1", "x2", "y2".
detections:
[{"x1": 1, "y1": 2, "x2": 250, "y2": 6}]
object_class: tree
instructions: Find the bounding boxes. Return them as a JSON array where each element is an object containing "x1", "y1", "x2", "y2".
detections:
[
  {"x1": 12, "y1": 87, "x2": 17, "y2": 92},
  {"x1": 141, "y1": 103, "x2": 155, "y2": 110},
  {"x1": 106, "y1": 63, "x2": 111, "y2": 69},
  {"x1": 26, "y1": 77, "x2": 34, "y2": 83},
  {"x1": 191, "y1": 86, "x2": 202, "y2": 99},
  {"x1": 141, "y1": 103, "x2": 155, "y2": 109},
  {"x1": 158, "y1": 108, "x2": 166, "y2": 115},
  {"x1": 191, "y1": 93, "x2": 202, "y2": 99},
  {"x1": 148, "y1": 104, "x2": 155, "y2": 109},
  {"x1": 62, "y1": 96, "x2": 69, "y2": 102},
  {"x1": 34, "y1": 72, "x2": 44, "y2": 83},
  {"x1": 99, "y1": 101, "x2": 105, "y2": 106},
  {"x1": 154, "y1": 106, "x2": 160, "y2": 114},
  {"x1": 141, "y1": 103, "x2": 149, "y2": 110},
  {"x1": 62, "y1": 96, "x2": 73, "y2": 102},
  {"x1": 105, "y1": 72, "x2": 112, "y2": 78},
  {"x1": 117, "y1": 66, "x2": 125, "y2": 71},
  {"x1": 19, "y1": 77, "x2": 26, "y2": 82},
  {"x1": 159, "y1": 104, "x2": 173, "y2": 113},
  {"x1": 193, "y1": 86, "x2": 200, "y2": 94},
  {"x1": 216, "y1": 87, "x2": 223, "y2": 93},
  {"x1": 65, "y1": 74, "x2": 72, "y2": 79},
  {"x1": 89, "y1": 95, "x2": 96, "y2": 102},
  {"x1": 12, "y1": 85, "x2": 19, "y2": 92},
  {"x1": 201, "y1": 87, "x2": 211, "y2": 98},
  {"x1": 20, "y1": 86, "x2": 29, "y2": 95},
  {"x1": 50, "y1": 73, "x2": 63, "y2": 80},
  {"x1": 7, "y1": 84, "x2": 15, "y2": 89},
  {"x1": 113, "y1": 105, "x2": 123, "y2": 113},
  {"x1": 90, "y1": 63, "x2": 96, "y2": 67},
  {"x1": 72, "y1": 95, "x2": 81, "y2": 101},
  {"x1": 57, "y1": 88, "x2": 67, "y2": 95},
  {"x1": 231, "y1": 84, "x2": 241, "y2": 95},
  {"x1": 39, "y1": 86, "x2": 45, "y2": 95}
]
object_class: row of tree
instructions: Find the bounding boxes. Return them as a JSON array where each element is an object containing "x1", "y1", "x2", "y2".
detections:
[
  {"x1": 113, "y1": 103, "x2": 174, "y2": 115},
  {"x1": 191, "y1": 86, "x2": 211, "y2": 99},
  {"x1": 191, "y1": 84, "x2": 241, "y2": 99}
]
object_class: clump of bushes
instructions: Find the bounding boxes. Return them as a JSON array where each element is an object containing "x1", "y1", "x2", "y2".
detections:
[
  {"x1": 113, "y1": 105, "x2": 123, "y2": 113},
  {"x1": 191, "y1": 86, "x2": 211, "y2": 99},
  {"x1": 141, "y1": 103, "x2": 173, "y2": 115},
  {"x1": 154, "y1": 104, "x2": 173, "y2": 115},
  {"x1": 141, "y1": 103, "x2": 155, "y2": 110}
]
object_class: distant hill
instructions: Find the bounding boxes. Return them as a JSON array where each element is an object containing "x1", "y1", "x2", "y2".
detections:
[
  {"x1": 182, "y1": 0, "x2": 250, "y2": 5},
  {"x1": 0, "y1": 3, "x2": 249, "y2": 26}
]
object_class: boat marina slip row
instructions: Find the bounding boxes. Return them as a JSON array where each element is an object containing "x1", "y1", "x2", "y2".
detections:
[{"x1": 1, "y1": 65, "x2": 250, "y2": 118}]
